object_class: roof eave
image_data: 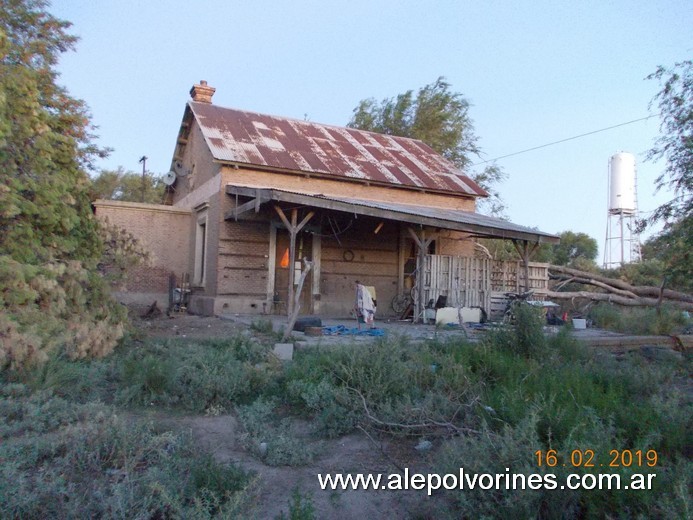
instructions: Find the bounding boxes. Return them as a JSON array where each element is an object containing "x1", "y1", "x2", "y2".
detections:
[{"x1": 225, "y1": 185, "x2": 559, "y2": 244}]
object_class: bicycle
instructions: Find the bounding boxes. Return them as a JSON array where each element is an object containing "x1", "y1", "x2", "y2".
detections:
[
  {"x1": 391, "y1": 291, "x2": 414, "y2": 315},
  {"x1": 391, "y1": 267, "x2": 419, "y2": 316},
  {"x1": 501, "y1": 289, "x2": 535, "y2": 324}
]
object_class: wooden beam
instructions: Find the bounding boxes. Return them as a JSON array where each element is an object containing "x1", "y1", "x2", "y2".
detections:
[
  {"x1": 273, "y1": 205, "x2": 292, "y2": 230},
  {"x1": 287, "y1": 209, "x2": 298, "y2": 315},
  {"x1": 407, "y1": 226, "x2": 424, "y2": 248},
  {"x1": 295, "y1": 211, "x2": 315, "y2": 233},
  {"x1": 224, "y1": 189, "x2": 271, "y2": 221}
]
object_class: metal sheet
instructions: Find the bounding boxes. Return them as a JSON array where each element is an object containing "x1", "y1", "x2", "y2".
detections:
[{"x1": 190, "y1": 102, "x2": 487, "y2": 197}]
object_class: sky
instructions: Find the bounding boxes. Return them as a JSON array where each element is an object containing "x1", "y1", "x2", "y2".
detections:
[{"x1": 52, "y1": 0, "x2": 692, "y2": 262}]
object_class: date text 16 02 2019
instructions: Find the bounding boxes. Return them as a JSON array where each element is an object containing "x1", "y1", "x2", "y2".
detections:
[{"x1": 535, "y1": 449, "x2": 657, "y2": 468}]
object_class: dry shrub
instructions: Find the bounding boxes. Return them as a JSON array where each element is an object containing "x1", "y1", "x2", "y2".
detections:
[
  {"x1": 97, "y1": 218, "x2": 151, "y2": 288},
  {"x1": 0, "y1": 256, "x2": 127, "y2": 371}
]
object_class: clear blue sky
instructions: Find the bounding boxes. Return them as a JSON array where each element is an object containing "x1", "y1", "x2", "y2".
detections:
[{"x1": 53, "y1": 0, "x2": 692, "y2": 260}]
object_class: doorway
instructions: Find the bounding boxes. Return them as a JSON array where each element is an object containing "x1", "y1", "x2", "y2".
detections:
[{"x1": 274, "y1": 228, "x2": 313, "y2": 313}]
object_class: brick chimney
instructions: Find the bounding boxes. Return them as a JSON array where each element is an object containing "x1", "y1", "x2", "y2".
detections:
[{"x1": 190, "y1": 80, "x2": 215, "y2": 103}]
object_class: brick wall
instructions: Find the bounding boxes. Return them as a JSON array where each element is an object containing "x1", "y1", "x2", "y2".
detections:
[
  {"x1": 94, "y1": 200, "x2": 191, "y2": 302},
  {"x1": 221, "y1": 167, "x2": 478, "y2": 211}
]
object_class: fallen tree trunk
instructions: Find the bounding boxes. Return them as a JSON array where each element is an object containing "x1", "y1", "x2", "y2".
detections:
[
  {"x1": 549, "y1": 275, "x2": 640, "y2": 299},
  {"x1": 545, "y1": 290, "x2": 693, "y2": 311},
  {"x1": 548, "y1": 265, "x2": 693, "y2": 303}
]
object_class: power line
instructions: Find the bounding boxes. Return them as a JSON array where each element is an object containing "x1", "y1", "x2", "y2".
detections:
[{"x1": 473, "y1": 114, "x2": 658, "y2": 166}]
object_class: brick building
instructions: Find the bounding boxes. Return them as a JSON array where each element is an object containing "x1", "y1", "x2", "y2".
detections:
[{"x1": 95, "y1": 81, "x2": 558, "y2": 318}]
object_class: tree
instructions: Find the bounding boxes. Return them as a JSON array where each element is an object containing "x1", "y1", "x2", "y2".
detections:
[
  {"x1": 634, "y1": 60, "x2": 693, "y2": 293},
  {"x1": 639, "y1": 214, "x2": 692, "y2": 293},
  {"x1": 0, "y1": 0, "x2": 126, "y2": 370},
  {"x1": 479, "y1": 230, "x2": 598, "y2": 268},
  {"x1": 550, "y1": 231, "x2": 598, "y2": 267},
  {"x1": 646, "y1": 60, "x2": 692, "y2": 225},
  {"x1": 349, "y1": 77, "x2": 506, "y2": 215},
  {"x1": 91, "y1": 167, "x2": 166, "y2": 203}
]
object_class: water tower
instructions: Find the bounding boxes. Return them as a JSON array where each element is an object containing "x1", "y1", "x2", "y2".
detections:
[{"x1": 603, "y1": 152, "x2": 641, "y2": 268}]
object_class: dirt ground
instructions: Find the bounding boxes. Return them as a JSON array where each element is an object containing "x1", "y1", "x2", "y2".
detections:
[{"x1": 160, "y1": 414, "x2": 441, "y2": 519}]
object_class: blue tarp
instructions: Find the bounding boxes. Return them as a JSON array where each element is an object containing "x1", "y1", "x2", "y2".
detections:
[{"x1": 322, "y1": 325, "x2": 386, "y2": 337}]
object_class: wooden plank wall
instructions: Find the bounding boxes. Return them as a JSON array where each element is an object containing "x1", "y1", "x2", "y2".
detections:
[
  {"x1": 490, "y1": 261, "x2": 549, "y2": 295},
  {"x1": 420, "y1": 256, "x2": 550, "y2": 321},
  {"x1": 421, "y1": 255, "x2": 492, "y2": 317}
]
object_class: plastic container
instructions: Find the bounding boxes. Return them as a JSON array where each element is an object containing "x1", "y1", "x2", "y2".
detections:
[{"x1": 572, "y1": 318, "x2": 587, "y2": 329}]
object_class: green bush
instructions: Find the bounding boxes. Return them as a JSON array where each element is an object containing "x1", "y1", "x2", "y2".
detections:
[
  {"x1": 114, "y1": 338, "x2": 271, "y2": 413},
  {"x1": 431, "y1": 328, "x2": 691, "y2": 518},
  {"x1": 589, "y1": 303, "x2": 690, "y2": 335},
  {"x1": 487, "y1": 303, "x2": 546, "y2": 358},
  {"x1": 589, "y1": 303, "x2": 623, "y2": 330},
  {"x1": 286, "y1": 377, "x2": 357, "y2": 438},
  {"x1": 237, "y1": 399, "x2": 315, "y2": 466}
]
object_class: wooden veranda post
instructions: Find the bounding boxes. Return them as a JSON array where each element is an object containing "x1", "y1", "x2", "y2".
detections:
[
  {"x1": 273, "y1": 205, "x2": 314, "y2": 316},
  {"x1": 407, "y1": 227, "x2": 436, "y2": 323},
  {"x1": 512, "y1": 239, "x2": 540, "y2": 292}
]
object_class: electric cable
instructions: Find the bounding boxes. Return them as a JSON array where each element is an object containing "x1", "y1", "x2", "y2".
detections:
[{"x1": 473, "y1": 114, "x2": 658, "y2": 166}]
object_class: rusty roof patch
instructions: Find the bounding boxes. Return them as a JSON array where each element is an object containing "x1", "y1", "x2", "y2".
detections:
[{"x1": 189, "y1": 102, "x2": 487, "y2": 197}]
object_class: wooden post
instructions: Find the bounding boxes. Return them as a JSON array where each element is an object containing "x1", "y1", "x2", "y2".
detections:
[
  {"x1": 273, "y1": 205, "x2": 314, "y2": 316},
  {"x1": 407, "y1": 227, "x2": 435, "y2": 323},
  {"x1": 512, "y1": 240, "x2": 540, "y2": 293},
  {"x1": 288, "y1": 209, "x2": 298, "y2": 312}
]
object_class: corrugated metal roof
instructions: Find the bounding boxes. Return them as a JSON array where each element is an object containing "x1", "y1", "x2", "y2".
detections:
[
  {"x1": 225, "y1": 185, "x2": 560, "y2": 243},
  {"x1": 189, "y1": 102, "x2": 487, "y2": 197}
]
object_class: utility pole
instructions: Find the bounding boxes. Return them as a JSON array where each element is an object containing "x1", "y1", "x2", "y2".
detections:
[{"x1": 138, "y1": 155, "x2": 148, "y2": 202}]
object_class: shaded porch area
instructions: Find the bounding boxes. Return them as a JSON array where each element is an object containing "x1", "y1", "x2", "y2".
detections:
[{"x1": 225, "y1": 185, "x2": 559, "y2": 322}]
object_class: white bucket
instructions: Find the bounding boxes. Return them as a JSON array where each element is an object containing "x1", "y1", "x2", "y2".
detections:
[{"x1": 572, "y1": 318, "x2": 587, "y2": 329}]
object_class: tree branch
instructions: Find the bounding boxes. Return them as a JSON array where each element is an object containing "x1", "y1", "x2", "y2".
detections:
[{"x1": 348, "y1": 387, "x2": 480, "y2": 436}]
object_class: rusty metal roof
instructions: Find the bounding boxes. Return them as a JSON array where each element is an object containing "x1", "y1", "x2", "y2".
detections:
[
  {"x1": 225, "y1": 185, "x2": 559, "y2": 243},
  {"x1": 189, "y1": 101, "x2": 487, "y2": 197}
]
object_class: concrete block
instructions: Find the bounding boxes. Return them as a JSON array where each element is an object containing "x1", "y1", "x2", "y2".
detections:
[{"x1": 273, "y1": 343, "x2": 294, "y2": 361}]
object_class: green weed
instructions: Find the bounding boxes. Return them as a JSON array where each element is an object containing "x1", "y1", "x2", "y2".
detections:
[
  {"x1": 250, "y1": 317, "x2": 275, "y2": 335},
  {"x1": 276, "y1": 488, "x2": 316, "y2": 520}
]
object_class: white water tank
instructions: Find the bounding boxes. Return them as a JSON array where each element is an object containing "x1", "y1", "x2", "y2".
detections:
[{"x1": 609, "y1": 152, "x2": 636, "y2": 214}]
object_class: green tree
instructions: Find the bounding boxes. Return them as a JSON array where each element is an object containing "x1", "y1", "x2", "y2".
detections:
[
  {"x1": 349, "y1": 77, "x2": 506, "y2": 215},
  {"x1": 478, "y1": 230, "x2": 597, "y2": 268},
  {"x1": 0, "y1": 0, "x2": 126, "y2": 370},
  {"x1": 639, "y1": 215, "x2": 692, "y2": 293},
  {"x1": 91, "y1": 167, "x2": 166, "y2": 203},
  {"x1": 636, "y1": 60, "x2": 693, "y2": 293},
  {"x1": 550, "y1": 231, "x2": 598, "y2": 267},
  {"x1": 646, "y1": 60, "x2": 692, "y2": 224}
]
